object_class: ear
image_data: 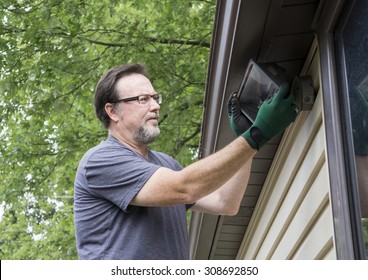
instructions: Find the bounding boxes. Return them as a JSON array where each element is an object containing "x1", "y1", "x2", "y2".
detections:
[{"x1": 104, "y1": 103, "x2": 120, "y2": 123}]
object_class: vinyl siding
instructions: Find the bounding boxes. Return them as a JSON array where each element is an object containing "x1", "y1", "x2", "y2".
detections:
[{"x1": 237, "y1": 39, "x2": 336, "y2": 260}]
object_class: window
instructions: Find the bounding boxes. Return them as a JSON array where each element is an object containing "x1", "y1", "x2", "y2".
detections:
[{"x1": 335, "y1": 0, "x2": 368, "y2": 259}]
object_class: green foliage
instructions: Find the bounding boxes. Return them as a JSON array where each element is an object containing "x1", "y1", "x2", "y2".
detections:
[
  {"x1": 363, "y1": 219, "x2": 368, "y2": 258},
  {"x1": 0, "y1": 0, "x2": 216, "y2": 259}
]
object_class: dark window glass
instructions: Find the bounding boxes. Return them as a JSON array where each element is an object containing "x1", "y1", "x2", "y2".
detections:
[{"x1": 337, "y1": 0, "x2": 368, "y2": 258}]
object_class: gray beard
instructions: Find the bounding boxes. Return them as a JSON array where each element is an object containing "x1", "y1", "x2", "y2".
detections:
[{"x1": 134, "y1": 125, "x2": 160, "y2": 145}]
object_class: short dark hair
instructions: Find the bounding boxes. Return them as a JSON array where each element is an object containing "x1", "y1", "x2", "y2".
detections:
[{"x1": 94, "y1": 63, "x2": 148, "y2": 128}]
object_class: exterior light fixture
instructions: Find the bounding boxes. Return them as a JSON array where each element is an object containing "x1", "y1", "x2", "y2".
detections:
[{"x1": 235, "y1": 59, "x2": 315, "y2": 123}]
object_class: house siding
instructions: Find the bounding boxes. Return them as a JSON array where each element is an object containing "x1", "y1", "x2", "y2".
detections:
[{"x1": 237, "y1": 39, "x2": 337, "y2": 260}]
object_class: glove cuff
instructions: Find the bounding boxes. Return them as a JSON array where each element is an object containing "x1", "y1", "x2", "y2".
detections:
[{"x1": 242, "y1": 126, "x2": 268, "y2": 150}]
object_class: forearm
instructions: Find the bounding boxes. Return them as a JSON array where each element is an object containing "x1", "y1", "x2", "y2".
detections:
[
  {"x1": 132, "y1": 136, "x2": 256, "y2": 207},
  {"x1": 180, "y1": 136, "x2": 256, "y2": 201},
  {"x1": 192, "y1": 159, "x2": 252, "y2": 215}
]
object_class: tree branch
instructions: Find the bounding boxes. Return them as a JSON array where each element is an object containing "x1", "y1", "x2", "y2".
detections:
[
  {"x1": 146, "y1": 37, "x2": 210, "y2": 48},
  {"x1": 81, "y1": 36, "x2": 210, "y2": 48},
  {"x1": 173, "y1": 122, "x2": 201, "y2": 156}
]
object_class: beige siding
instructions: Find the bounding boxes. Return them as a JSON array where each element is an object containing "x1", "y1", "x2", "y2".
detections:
[{"x1": 237, "y1": 39, "x2": 336, "y2": 260}]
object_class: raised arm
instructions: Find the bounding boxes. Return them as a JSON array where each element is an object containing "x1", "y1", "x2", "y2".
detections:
[{"x1": 132, "y1": 84, "x2": 297, "y2": 211}]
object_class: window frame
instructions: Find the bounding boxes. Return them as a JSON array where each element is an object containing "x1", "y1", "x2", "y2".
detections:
[
  {"x1": 334, "y1": 0, "x2": 366, "y2": 259},
  {"x1": 318, "y1": 0, "x2": 366, "y2": 259}
]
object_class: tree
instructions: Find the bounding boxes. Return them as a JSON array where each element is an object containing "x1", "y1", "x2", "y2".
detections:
[{"x1": 0, "y1": 0, "x2": 216, "y2": 259}]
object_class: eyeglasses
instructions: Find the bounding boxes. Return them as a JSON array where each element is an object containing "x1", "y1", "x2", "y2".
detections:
[{"x1": 112, "y1": 94, "x2": 162, "y2": 105}]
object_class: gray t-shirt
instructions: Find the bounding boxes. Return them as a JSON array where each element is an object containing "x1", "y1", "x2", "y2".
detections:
[{"x1": 74, "y1": 135, "x2": 190, "y2": 259}]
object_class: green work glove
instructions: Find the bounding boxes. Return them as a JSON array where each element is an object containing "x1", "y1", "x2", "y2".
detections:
[{"x1": 242, "y1": 84, "x2": 297, "y2": 150}]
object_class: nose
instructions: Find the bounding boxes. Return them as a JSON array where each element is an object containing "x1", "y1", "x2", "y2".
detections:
[{"x1": 149, "y1": 98, "x2": 160, "y2": 110}]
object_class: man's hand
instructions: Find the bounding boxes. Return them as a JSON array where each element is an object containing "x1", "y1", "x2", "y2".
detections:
[{"x1": 242, "y1": 83, "x2": 297, "y2": 150}]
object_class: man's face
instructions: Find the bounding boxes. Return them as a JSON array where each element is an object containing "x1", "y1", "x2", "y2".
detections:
[{"x1": 114, "y1": 74, "x2": 161, "y2": 145}]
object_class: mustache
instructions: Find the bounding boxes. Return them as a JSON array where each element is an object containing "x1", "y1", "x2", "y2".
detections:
[{"x1": 145, "y1": 113, "x2": 159, "y2": 121}]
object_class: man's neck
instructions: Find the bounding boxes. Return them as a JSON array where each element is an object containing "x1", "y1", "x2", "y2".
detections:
[{"x1": 109, "y1": 130, "x2": 149, "y2": 158}]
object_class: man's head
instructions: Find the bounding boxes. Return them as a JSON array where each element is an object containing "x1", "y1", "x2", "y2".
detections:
[
  {"x1": 94, "y1": 64, "x2": 148, "y2": 128},
  {"x1": 94, "y1": 64, "x2": 161, "y2": 145}
]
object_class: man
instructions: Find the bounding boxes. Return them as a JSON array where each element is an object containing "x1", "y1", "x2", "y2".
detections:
[
  {"x1": 350, "y1": 86, "x2": 368, "y2": 218},
  {"x1": 74, "y1": 63, "x2": 296, "y2": 259}
]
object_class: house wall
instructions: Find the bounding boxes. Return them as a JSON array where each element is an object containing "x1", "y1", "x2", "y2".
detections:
[{"x1": 236, "y1": 39, "x2": 337, "y2": 260}]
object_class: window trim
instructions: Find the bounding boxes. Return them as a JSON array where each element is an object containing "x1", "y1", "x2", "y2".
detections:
[
  {"x1": 334, "y1": 0, "x2": 366, "y2": 259},
  {"x1": 318, "y1": 0, "x2": 365, "y2": 259}
]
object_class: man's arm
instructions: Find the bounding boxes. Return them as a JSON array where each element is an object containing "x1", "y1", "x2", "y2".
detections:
[
  {"x1": 191, "y1": 84, "x2": 297, "y2": 215},
  {"x1": 191, "y1": 158, "x2": 252, "y2": 215},
  {"x1": 132, "y1": 84, "x2": 296, "y2": 210},
  {"x1": 131, "y1": 136, "x2": 256, "y2": 207}
]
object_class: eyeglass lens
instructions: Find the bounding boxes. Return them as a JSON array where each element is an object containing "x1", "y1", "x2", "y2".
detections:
[{"x1": 138, "y1": 94, "x2": 162, "y2": 104}]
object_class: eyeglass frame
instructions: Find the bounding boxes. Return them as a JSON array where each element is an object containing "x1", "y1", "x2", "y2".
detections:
[{"x1": 111, "y1": 93, "x2": 162, "y2": 105}]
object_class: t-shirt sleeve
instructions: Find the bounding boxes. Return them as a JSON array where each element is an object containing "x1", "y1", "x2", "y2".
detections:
[{"x1": 84, "y1": 147, "x2": 160, "y2": 212}]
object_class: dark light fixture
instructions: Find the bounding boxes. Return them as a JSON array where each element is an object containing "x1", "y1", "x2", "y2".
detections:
[{"x1": 235, "y1": 59, "x2": 315, "y2": 123}]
